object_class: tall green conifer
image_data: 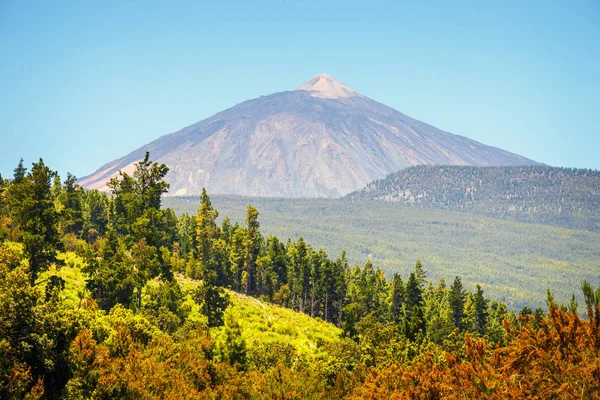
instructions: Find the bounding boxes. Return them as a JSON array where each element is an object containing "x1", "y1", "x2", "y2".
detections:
[{"x1": 20, "y1": 159, "x2": 61, "y2": 285}]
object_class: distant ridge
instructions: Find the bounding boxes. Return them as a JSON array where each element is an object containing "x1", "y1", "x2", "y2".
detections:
[
  {"x1": 347, "y1": 165, "x2": 600, "y2": 232},
  {"x1": 80, "y1": 74, "x2": 539, "y2": 197}
]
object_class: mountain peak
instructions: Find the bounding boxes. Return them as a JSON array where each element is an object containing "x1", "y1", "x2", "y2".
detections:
[
  {"x1": 80, "y1": 74, "x2": 539, "y2": 198},
  {"x1": 296, "y1": 74, "x2": 361, "y2": 99}
]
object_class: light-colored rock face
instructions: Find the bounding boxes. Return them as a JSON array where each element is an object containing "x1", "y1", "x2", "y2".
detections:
[{"x1": 79, "y1": 75, "x2": 539, "y2": 198}]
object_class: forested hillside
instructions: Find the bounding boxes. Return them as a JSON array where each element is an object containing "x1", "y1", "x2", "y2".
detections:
[
  {"x1": 1, "y1": 155, "x2": 599, "y2": 398},
  {"x1": 348, "y1": 165, "x2": 600, "y2": 232},
  {"x1": 165, "y1": 195, "x2": 600, "y2": 310}
]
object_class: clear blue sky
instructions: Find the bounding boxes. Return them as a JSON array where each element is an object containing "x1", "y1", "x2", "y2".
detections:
[{"x1": 1, "y1": 0, "x2": 599, "y2": 178}]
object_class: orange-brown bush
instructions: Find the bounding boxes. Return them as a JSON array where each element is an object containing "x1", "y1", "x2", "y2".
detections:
[
  {"x1": 345, "y1": 307, "x2": 600, "y2": 399},
  {"x1": 57, "y1": 305, "x2": 599, "y2": 399}
]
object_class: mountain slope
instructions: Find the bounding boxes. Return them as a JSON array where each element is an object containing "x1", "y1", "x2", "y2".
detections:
[
  {"x1": 80, "y1": 74, "x2": 538, "y2": 197},
  {"x1": 347, "y1": 165, "x2": 600, "y2": 232}
]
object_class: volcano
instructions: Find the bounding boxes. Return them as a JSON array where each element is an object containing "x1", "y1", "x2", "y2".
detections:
[{"x1": 80, "y1": 74, "x2": 538, "y2": 197}]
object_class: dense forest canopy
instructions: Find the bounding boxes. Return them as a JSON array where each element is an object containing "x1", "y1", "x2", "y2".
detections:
[
  {"x1": 1, "y1": 155, "x2": 599, "y2": 398},
  {"x1": 348, "y1": 165, "x2": 600, "y2": 232},
  {"x1": 164, "y1": 195, "x2": 600, "y2": 311}
]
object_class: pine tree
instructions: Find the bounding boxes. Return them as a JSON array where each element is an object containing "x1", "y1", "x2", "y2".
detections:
[
  {"x1": 175, "y1": 212, "x2": 195, "y2": 260},
  {"x1": 195, "y1": 188, "x2": 219, "y2": 269},
  {"x1": 7, "y1": 159, "x2": 30, "y2": 239},
  {"x1": 13, "y1": 158, "x2": 27, "y2": 184},
  {"x1": 371, "y1": 265, "x2": 389, "y2": 320},
  {"x1": 319, "y1": 255, "x2": 335, "y2": 322},
  {"x1": 390, "y1": 273, "x2": 405, "y2": 324},
  {"x1": 229, "y1": 226, "x2": 246, "y2": 291},
  {"x1": 404, "y1": 272, "x2": 425, "y2": 340},
  {"x1": 462, "y1": 293, "x2": 478, "y2": 334},
  {"x1": 220, "y1": 215, "x2": 233, "y2": 244},
  {"x1": 255, "y1": 254, "x2": 274, "y2": 298},
  {"x1": 424, "y1": 278, "x2": 454, "y2": 344},
  {"x1": 220, "y1": 309, "x2": 247, "y2": 370},
  {"x1": 266, "y1": 235, "x2": 288, "y2": 288},
  {"x1": 107, "y1": 152, "x2": 170, "y2": 246},
  {"x1": 414, "y1": 259, "x2": 426, "y2": 286},
  {"x1": 213, "y1": 236, "x2": 232, "y2": 286},
  {"x1": 486, "y1": 300, "x2": 509, "y2": 345},
  {"x1": 51, "y1": 174, "x2": 63, "y2": 212},
  {"x1": 287, "y1": 238, "x2": 308, "y2": 311},
  {"x1": 332, "y1": 251, "x2": 348, "y2": 327},
  {"x1": 61, "y1": 173, "x2": 84, "y2": 236},
  {"x1": 83, "y1": 227, "x2": 136, "y2": 310},
  {"x1": 449, "y1": 276, "x2": 466, "y2": 330},
  {"x1": 308, "y1": 249, "x2": 327, "y2": 317},
  {"x1": 82, "y1": 190, "x2": 109, "y2": 242},
  {"x1": 341, "y1": 301, "x2": 363, "y2": 338},
  {"x1": 360, "y1": 260, "x2": 376, "y2": 313},
  {"x1": 194, "y1": 273, "x2": 229, "y2": 327},
  {"x1": 107, "y1": 170, "x2": 137, "y2": 237},
  {"x1": 473, "y1": 284, "x2": 489, "y2": 335},
  {"x1": 244, "y1": 204, "x2": 261, "y2": 296},
  {"x1": 133, "y1": 151, "x2": 170, "y2": 211},
  {"x1": 130, "y1": 239, "x2": 161, "y2": 310},
  {"x1": 19, "y1": 159, "x2": 61, "y2": 285}
]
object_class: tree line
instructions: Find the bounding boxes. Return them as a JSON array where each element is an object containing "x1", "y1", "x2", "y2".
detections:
[
  {"x1": 0, "y1": 154, "x2": 521, "y2": 340},
  {"x1": 0, "y1": 154, "x2": 598, "y2": 398}
]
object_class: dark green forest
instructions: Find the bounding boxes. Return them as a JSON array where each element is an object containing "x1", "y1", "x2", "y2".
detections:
[
  {"x1": 164, "y1": 195, "x2": 600, "y2": 310},
  {"x1": 347, "y1": 165, "x2": 600, "y2": 232},
  {"x1": 1, "y1": 155, "x2": 599, "y2": 399}
]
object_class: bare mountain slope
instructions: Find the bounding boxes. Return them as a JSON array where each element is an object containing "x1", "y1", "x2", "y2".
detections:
[{"x1": 80, "y1": 74, "x2": 538, "y2": 197}]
